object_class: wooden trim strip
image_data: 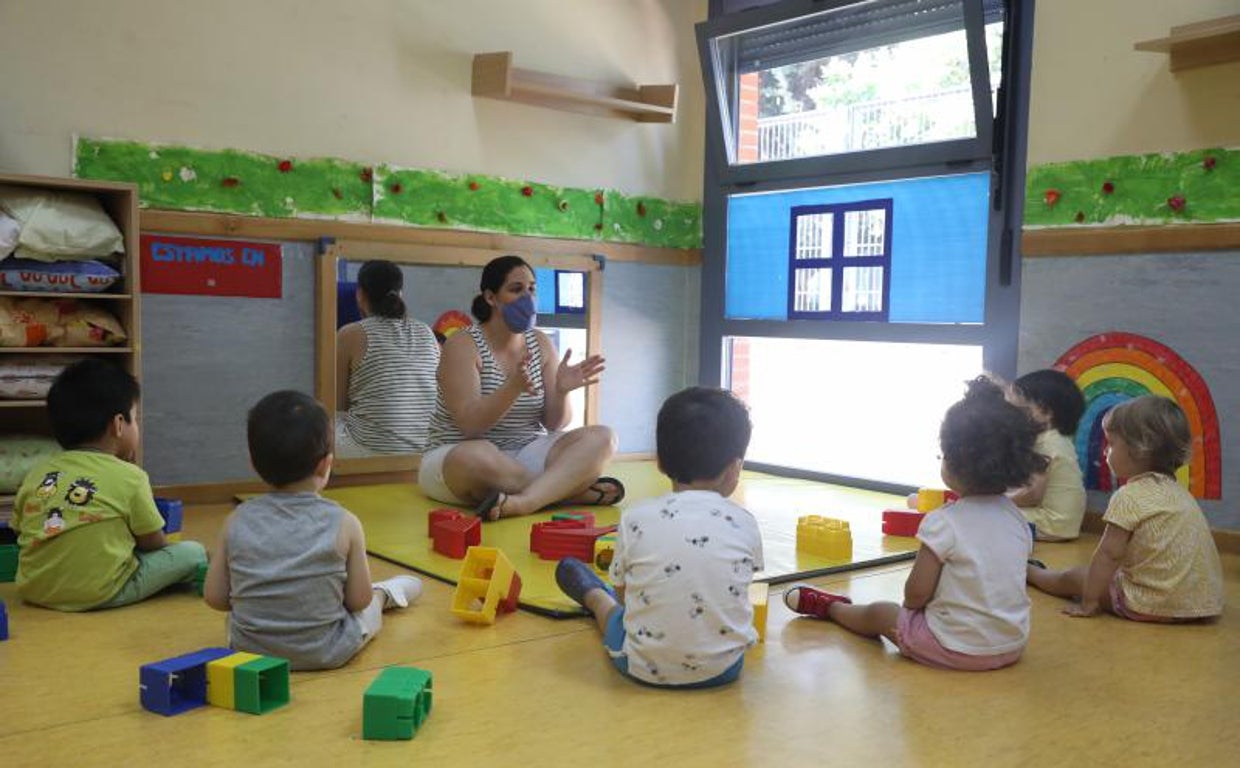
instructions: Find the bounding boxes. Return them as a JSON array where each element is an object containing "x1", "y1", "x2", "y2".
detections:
[
  {"x1": 141, "y1": 209, "x2": 700, "y2": 266},
  {"x1": 1022, "y1": 223, "x2": 1240, "y2": 257}
]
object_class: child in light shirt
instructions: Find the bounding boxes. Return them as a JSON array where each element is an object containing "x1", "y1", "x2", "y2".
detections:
[
  {"x1": 785, "y1": 376, "x2": 1046, "y2": 671},
  {"x1": 1027, "y1": 396, "x2": 1223, "y2": 621},
  {"x1": 1008, "y1": 369, "x2": 1087, "y2": 540}
]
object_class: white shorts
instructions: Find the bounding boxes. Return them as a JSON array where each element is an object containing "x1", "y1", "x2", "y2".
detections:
[{"x1": 418, "y1": 432, "x2": 567, "y2": 505}]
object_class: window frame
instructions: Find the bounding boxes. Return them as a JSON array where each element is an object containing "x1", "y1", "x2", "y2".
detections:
[
  {"x1": 695, "y1": 0, "x2": 1036, "y2": 491},
  {"x1": 787, "y1": 198, "x2": 893, "y2": 321}
]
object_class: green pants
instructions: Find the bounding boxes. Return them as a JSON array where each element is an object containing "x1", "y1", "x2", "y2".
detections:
[{"x1": 94, "y1": 541, "x2": 207, "y2": 609}]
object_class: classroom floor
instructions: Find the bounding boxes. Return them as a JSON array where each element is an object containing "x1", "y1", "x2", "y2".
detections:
[{"x1": 1, "y1": 502, "x2": 1237, "y2": 767}]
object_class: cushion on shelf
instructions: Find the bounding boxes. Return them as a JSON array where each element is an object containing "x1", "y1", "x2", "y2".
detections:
[
  {"x1": 0, "y1": 185, "x2": 125, "y2": 261},
  {"x1": 0, "y1": 211, "x2": 18, "y2": 258},
  {"x1": 0, "y1": 256, "x2": 121, "y2": 293},
  {"x1": 0, "y1": 355, "x2": 82, "y2": 399},
  {"x1": 0, "y1": 435, "x2": 61, "y2": 494},
  {"x1": 0, "y1": 297, "x2": 126, "y2": 348}
]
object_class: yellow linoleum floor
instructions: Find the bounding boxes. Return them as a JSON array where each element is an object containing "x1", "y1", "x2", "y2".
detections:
[{"x1": 1, "y1": 502, "x2": 1237, "y2": 767}]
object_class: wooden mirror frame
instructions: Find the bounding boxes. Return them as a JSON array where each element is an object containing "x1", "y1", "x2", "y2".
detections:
[{"x1": 316, "y1": 239, "x2": 605, "y2": 478}]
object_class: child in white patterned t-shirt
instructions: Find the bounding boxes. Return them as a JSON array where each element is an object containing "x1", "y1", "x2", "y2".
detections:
[{"x1": 555, "y1": 387, "x2": 763, "y2": 688}]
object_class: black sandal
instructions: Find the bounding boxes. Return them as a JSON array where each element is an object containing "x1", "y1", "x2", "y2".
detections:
[{"x1": 582, "y1": 476, "x2": 625, "y2": 506}]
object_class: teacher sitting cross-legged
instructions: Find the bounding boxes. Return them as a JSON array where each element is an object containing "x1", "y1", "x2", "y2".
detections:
[{"x1": 418, "y1": 255, "x2": 624, "y2": 520}]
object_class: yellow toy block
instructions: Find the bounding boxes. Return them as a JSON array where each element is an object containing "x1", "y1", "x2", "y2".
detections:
[
  {"x1": 451, "y1": 546, "x2": 522, "y2": 625},
  {"x1": 749, "y1": 582, "x2": 769, "y2": 643},
  {"x1": 796, "y1": 515, "x2": 853, "y2": 560},
  {"x1": 206, "y1": 652, "x2": 261, "y2": 709},
  {"x1": 916, "y1": 488, "x2": 957, "y2": 513},
  {"x1": 593, "y1": 533, "x2": 617, "y2": 575}
]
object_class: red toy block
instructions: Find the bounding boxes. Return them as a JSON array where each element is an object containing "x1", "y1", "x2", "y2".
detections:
[
  {"x1": 427, "y1": 508, "x2": 463, "y2": 537},
  {"x1": 428, "y1": 509, "x2": 481, "y2": 559},
  {"x1": 529, "y1": 519, "x2": 617, "y2": 561},
  {"x1": 882, "y1": 509, "x2": 925, "y2": 537}
]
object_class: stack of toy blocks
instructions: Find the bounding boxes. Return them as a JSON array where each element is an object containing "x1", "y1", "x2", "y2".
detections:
[
  {"x1": 451, "y1": 546, "x2": 522, "y2": 624},
  {"x1": 155, "y1": 497, "x2": 183, "y2": 542},
  {"x1": 796, "y1": 516, "x2": 853, "y2": 560},
  {"x1": 749, "y1": 582, "x2": 769, "y2": 643},
  {"x1": 139, "y1": 647, "x2": 289, "y2": 716},
  {"x1": 882, "y1": 487, "x2": 960, "y2": 537},
  {"x1": 363, "y1": 666, "x2": 433, "y2": 740},
  {"x1": 427, "y1": 508, "x2": 481, "y2": 559},
  {"x1": 0, "y1": 598, "x2": 9, "y2": 641},
  {"x1": 529, "y1": 514, "x2": 617, "y2": 561}
]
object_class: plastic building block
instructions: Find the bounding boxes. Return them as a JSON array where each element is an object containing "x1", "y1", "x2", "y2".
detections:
[
  {"x1": 428, "y1": 509, "x2": 481, "y2": 559},
  {"x1": 139, "y1": 647, "x2": 234, "y2": 716},
  {"x1": 916, "y1": 488, "x2": 959, "y2": 513},
  {"x1": 749, "y1": 582, "x2": 769, "y2": 643},
  {"x1": 551, "y1": 511, "x2": 594, "y2": 523},
  {"x1": 530, "y1": 518, "x2": 617, "y2": 561},
  {"x1": 363, "y1": 666, "x2": 433, "y2": 740},
  {"x1": 0, "y1": 599, "x2": 8, "y2": 641},
  {"x1": 192, "y1": 561, "x2": 209, "y2": 597},
  {"x1": 233, "y1": 655, "x2": 290, "y2": 714},
  {"x1": 451, "y1": 546, "x2": 522, "y2": 624},
  {"x1": 593, "y1": 533, "x2": 616, "y2": 574},
  {"x1": 155, "y1": 497, "x2": 184, "y2": 534},
  {"x1": 0, "y1": 543, "x2": 18, "y2": 582},
  {"x1": 206, "y1": 652, "x2": 261, "y2": 709},
  {"x1": 796, "y1": 516, "x2": 853, "y2": 560},
  {"x1": 882, "y1": 509, "x2": 925, "y2": 537}
]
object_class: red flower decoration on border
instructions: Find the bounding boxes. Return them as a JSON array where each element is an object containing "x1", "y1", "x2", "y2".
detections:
[
  {"x1": 468, "y1": 181, "x2": 480, "y2": 191},
  {"x1": 277, "y1": 160, "x2": 293, "y2": 173},
  {"x1": 521, "y1": 186, "x2": 534, "y2": 197},
  {"x1": 1203, "y1": 156, "x2": 1217, "y2": 171},
  {"x1": 360, "y1": 167, "x2": 374, "y2": 183},
  {"x1": 1101, "y1": 181, "x2": 1114, "y2": 194},
  {"x1": 1167, "y1": 194, "x2": 1186, "y2": 212},
  {"x1": 390, "y1": 183, "x2": 403, "y2": 194},
  {"x1": 221, "y1": 177, "x2": 241, "y2": 188},
  {"x1": 1043, "y1": 189, "x2": 1060, "y2": 207}
]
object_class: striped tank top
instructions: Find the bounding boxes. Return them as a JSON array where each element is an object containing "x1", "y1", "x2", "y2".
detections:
[
  {"x1": 342, "y1": 316, "x2": 440, "y2": 453},
  {"x1": 426, "y1": 324, "x2": 546, "y2": 451}
]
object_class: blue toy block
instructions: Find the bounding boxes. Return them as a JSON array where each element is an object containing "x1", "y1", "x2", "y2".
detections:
[
  {"x1": 1, "y1": 599, "x2": 8, "y2": 641},
  {"x1": 155, "y1": 498, "x2": 184, "y2": 534},
  {"x1": 139, "y1": 647, "x2": 234, "y2": 716}
]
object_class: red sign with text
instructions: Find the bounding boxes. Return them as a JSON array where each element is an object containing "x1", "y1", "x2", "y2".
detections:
[{"x1": 140, "y1": 234, "x2": 282, "y2": 298}]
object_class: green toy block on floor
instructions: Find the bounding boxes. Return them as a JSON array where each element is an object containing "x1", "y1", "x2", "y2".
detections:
[
  {"x1": 363, "y1": 666, "x2": 433, "y2": 740},
  {"x1": 233, "y1": 656, "x2": 290, "y2": 714},
  {"x1": 192, "y1": 562, "x2": 208, "y2": 597},
  {"x1": 0, "y1": 544, "x2": 18, "y2": 583}
]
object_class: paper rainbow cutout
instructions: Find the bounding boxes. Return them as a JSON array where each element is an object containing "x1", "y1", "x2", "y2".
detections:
[{"x1": 1055, "y1": 332, "x2": 1220, "y2": 499}]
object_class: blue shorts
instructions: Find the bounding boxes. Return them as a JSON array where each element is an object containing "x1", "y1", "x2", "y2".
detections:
[{"x1": 603, "y1": 607, "x2": 743, "y2": 689}]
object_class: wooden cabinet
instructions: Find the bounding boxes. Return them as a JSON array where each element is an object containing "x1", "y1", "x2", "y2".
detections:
[{"x1": 0, "y1": 173, "x2": 142, "y2": 510}]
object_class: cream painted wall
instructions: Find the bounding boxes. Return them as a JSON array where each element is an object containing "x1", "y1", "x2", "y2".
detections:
[
  {"x1": 0, "y1": 0, "x2": 706, "y2": 201},
  {"x1": 1028, "y1": 0, "x2": 1240, "y2": 165}
]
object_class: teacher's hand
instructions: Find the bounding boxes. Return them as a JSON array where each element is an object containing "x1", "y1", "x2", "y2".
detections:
[
  {"x1": 554, "y1": 350, "x2": 605, "y2": 395},
  {"x1": 505, "y1": 349, "x2": 541, "y2": 397}
]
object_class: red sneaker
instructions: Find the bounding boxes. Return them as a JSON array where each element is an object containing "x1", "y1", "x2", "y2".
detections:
[{"x1": 783, "y1": 584, "x2": 852, "y2": 620}]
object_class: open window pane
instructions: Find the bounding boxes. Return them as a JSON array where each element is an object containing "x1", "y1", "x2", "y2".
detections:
[
  {"x1": 793, "y1": 268, "x2": 833, "y2": 313},
  {"x1": 727, "y1": 336, "x2": 984, "y2": 486},
  {"x1": 706, "y1": 0, "x2": 1004, "y2": 166},
  {"x1": 841, "y1": 266, "x2": 884, "y2": 313}
]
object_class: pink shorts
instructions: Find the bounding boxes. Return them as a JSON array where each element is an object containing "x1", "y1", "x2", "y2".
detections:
[
  {"x1": 1108, "y1": 575, "x2": 1199, "y2": 624},
  {"x1": 896, "y1": 608, "x2": 1023, "y2": 671}
]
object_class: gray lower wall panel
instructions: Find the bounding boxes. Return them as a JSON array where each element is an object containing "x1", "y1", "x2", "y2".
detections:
[{"x1": 1018, "y1": 251, "x2": 1240, "y2": 530}]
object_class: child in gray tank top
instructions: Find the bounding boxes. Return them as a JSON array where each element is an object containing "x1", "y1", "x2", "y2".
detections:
[{"x1": 203, "y1": 391, "x2": 423, "y2": 670}]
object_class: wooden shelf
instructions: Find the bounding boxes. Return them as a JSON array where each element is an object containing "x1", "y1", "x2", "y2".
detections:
[
  {"x1": 0, "y1": 400, "x2": 46, "y2": 409},
  {"x1": 472, "y1": 51, "x2": 677, "y2": 123},
  {"x1": 0, "y1": 347, "x2": 132, "y2": 354},
  {"x1": 1135, "y1": 14, "x2": 1240, "y2": 71},
  {"x1": 0, "y1": 291, "x2": 132, "y2": 300}
]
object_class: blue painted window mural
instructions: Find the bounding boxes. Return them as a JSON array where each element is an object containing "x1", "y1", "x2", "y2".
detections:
[
  {"x1": 727, "y1": 172, "x2": 989, "y2": 323},
  {"x1": 787, "y1": 199, "x2": 892, "y2": 321},
  {"x1": 533, "y1": 268, "x2": 587, "y2": 315}
]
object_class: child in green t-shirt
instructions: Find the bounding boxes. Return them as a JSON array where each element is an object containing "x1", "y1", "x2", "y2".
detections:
[{"x1": 12, "y1": 359, "x2": 206, "y2": 611}]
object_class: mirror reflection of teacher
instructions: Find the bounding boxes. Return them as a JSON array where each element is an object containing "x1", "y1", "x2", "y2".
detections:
[
  {"x1": 336, "y1": 260, "x2": 440, "y2": 457},
  {"x1": 419, "y1": 255, "x2": 623, "y2": 520}
]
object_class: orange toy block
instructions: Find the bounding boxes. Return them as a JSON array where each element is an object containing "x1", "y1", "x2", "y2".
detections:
[{"x1": 796, "y1": 515, "x2": 852, "y2": 559}]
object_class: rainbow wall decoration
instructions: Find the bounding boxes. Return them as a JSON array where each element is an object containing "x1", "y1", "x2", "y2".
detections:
[{"x1": 1055, "y1": 332, "x2": 1220, "y2": 499}]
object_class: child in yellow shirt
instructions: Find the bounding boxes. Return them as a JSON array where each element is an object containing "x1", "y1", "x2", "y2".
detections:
[
  {"x1": 12, "y1": 359, "x2": 206, "y2": 611},
  {"x1": 1008, "y1": 369, "x2": 1087, "y2": 540},
  {"x1": 1027, "y1": 396, "x2": 1223, "y2": 621}
]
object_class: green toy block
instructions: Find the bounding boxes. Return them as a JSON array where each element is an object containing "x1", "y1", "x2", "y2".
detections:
[
  {"x1": 192, "y1": 562, "x2": 208, "y2": 597},
  {"x1": 0, "y1": 544, "x2": 18, "y2": 582},
  {"x1": 551, "y1": 512, "x2": 590, "y2": 522},
  {"x1": 363, "y1": 666, "x2": 433, "y2": 740},
  {"x1": 233, "y1": 656, "x2": 290, "y2": 714}
]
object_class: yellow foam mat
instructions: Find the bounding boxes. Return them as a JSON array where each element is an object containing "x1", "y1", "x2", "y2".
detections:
[{"x1": 318, "y1": 462, "x2": 916, "y2": 618}]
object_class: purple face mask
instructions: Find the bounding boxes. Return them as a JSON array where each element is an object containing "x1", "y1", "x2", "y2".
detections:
[{"x1": 501, "y1": 292, "x2": 537, "y2": 333}]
